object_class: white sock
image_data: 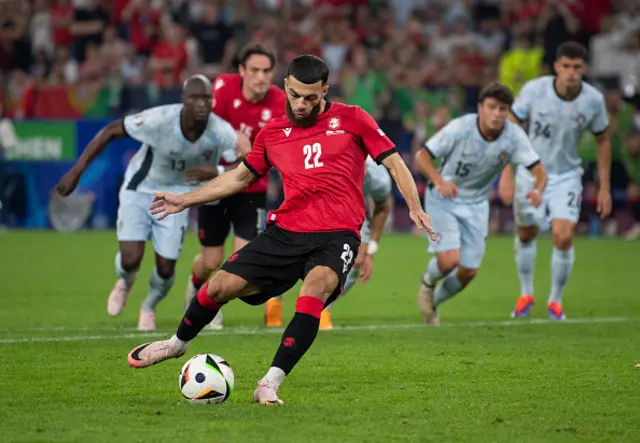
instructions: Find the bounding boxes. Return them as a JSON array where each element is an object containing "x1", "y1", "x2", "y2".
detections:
[
  {"x1": 141, "y1": 268, "x2": 175, "y2": 312},
  {"x1": 549, "y1": 247, "x2": 574, "y2": 305},
  {"x1": 115, "y1": 252, "x2": 138, "y2": 287},
  {"x1": 434, "y1": 270, "x2": 463, "y2": 306},
  {"x1": 262, "y1": 366, "x2": 286, "y2": 388},
  {"x1": 169, "y1": 334, "x2": 189, "y2": 351},
  {"x1": 515, "y1": 237, "x2": 536, "y2": 296},
  {"x1": 424, "y1": 257, "x2": 444, "y2": 287}
]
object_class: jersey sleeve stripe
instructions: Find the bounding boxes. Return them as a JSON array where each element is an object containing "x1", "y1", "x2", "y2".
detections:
[
  {"x1": 592, "y1": 125, "x2": 609, "y2": 136},
  {"x1": 374, "y1": 148, "x2": 397, "y2": 165},
  {"x1": 242, "y1": 159, "x2": 264, "y2": 177},
  {"x1": 526, "y1": 159, "x2": 541, "y2": 170},
  {"x1": 126, "y1": 148, "x2": 154, "y2": 191},
  {"x1": 423, "y1": 146, "x2": 436, "y2": 158}
]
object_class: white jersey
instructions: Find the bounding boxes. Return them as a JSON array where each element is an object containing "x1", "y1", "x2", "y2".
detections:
[
  {"x1": 425, "y1": 114, "x2": 539, "y2": 203},
  {"x1": 122, "y1": 104, "x2": 237, "y2": 194},
  {"x1": 511, "y1": 76, "x2": 609, "y2": 175},
  {"x1": 363, "y1": 156, "x2": 391, "y2": 203},
  {"x1": 360, "y1": 156, "x2": 391, "y2": 242}
]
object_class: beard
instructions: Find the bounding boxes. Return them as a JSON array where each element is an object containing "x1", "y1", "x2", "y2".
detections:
[{"x1": 286, "y1": 99, "x2": 322, "y2": 128}]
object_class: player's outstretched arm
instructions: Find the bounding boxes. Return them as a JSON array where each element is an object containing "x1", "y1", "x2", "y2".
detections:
[
  {"x1": 595, "y1": 129, "x2": 612, "y2": 218},
  {"x1": 525, "y1": 162, "x2": 547, "y2": 208},
  {"x1": 150, "y1": 162, "x2": 257, "y2": 219},
  {"x1": 381, "y1": 152, "x2": 436, "y2": 240},
  {"x1": 56, "y1": 120, "x2": 127, "y2": 196}
]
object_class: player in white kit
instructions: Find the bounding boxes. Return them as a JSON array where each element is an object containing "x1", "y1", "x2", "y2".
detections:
[
  {"x1": 498, "y1": 42, "x2": 612, "y2": 320},
  {"x1": 320, "y1": 156, "x2": 392, "y2": 329},
  {"x1": 414, "y1": 82, "x2": 547, "y2": 325},
  {"x1": 56, "y1": 76, "x2": 246, "y2": 330}
]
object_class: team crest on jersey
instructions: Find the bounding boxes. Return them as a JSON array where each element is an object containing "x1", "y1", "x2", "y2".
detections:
[
  {"x1": 498, "y1": 151, "x2": 509, "y2": 163},
  {"x1": 133, "y1": 114, "x2": 144, "y2": 126},
  {"x1": 214, "y1": 78, "x2": 225, "y2": 90},
  {"x1": 262, "y1": 109, "x2": 272, "y2": 121},
  {"x1": 329, "y1": 117, "x2": 340, "y2": 129},
  {"x1": 202, "y1": 150, "x2": 213, "y2": 161},
  {"x1": 575, "y1": 113, "x2": 586, "y2": 126},
  {"x1": 233, "y1": 99, "x2": 241, "y2": 109}
]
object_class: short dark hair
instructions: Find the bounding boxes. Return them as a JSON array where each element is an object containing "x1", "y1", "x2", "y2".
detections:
[
  {"x1": 478, "y1": 81, "x2": 514, "y2": 106},
  {"x1": 287, "y1": 55, "x2": 329, "y2": 85},
  {"x1": 556, "y1": 41, "x2": 588, "y2": 62},
  {"x1": 238, "y1": 42, "x2": 276, "y2": 69}
]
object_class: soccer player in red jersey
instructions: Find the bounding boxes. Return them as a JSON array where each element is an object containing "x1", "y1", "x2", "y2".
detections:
[
  {"x1": 128, "y1": 55, "x2": 435, "y2": 405},
  {"x1": 184, "y1": 43, "x2": 287, "y2": 330}
]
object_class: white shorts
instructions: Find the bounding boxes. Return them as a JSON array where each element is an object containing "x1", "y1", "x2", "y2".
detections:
[
  {"x1": 514, "y1": 168, "x2": 582, "y2": 227},
  {"x1": 117, "y1": 189, "x2": 189, "y2": 260},
  {"x1": 426, "y1": 190, "x2": 489, "y2": 269}
]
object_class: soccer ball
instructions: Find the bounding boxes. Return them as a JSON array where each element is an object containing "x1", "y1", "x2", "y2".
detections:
[{"x1": 179, "y1": 354, "x2": 234, "y2": 404}]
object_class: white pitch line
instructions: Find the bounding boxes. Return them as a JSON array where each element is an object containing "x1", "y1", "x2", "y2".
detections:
[
  {"x1": 0, "y1": 316, "x2": 637, "y2": 344},
  {"x1": 0, "y1": 315, "x2": 636, "y2": 334}
]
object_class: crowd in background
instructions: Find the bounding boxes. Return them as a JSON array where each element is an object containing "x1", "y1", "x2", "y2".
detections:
[{"x1": 0, "y1": 0, "x2": 639, "y2": 238}]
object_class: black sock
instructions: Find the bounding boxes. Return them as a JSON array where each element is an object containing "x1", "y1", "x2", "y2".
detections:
[
  {"x1": 176, "y1": 284, "x2": 224, "y2": 341},
  {"x1": 270, "y1": 296, "x2": 323, "y2": 374}
]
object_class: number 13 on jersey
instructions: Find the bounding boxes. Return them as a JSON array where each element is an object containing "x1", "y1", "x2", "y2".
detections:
[{"x1": 303, "y1": 143, "x2": 324, "y2": 169}]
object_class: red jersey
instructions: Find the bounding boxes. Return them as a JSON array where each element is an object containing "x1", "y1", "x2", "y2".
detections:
[
  {"x1": 243, "y1": 102, "x2": 396, "y2": 235},
  {"x1": 212, "y1": 73, "x2": 286, "y2": 193}
]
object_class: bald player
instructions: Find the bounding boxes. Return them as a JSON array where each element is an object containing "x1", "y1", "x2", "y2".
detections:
[{"x1": 56, "y1": 76, "x2": 247, "y2": 330}]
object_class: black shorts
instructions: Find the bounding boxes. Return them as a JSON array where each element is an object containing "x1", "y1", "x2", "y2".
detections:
[
  {"x1": 197, "y1": 193, "x2": 267, "y2": 247},
  {"x1": 221, "y1": 224, "x2": 361, "y2": 308}
]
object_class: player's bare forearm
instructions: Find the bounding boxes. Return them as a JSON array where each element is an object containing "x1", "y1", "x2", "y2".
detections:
[
  {"x1": 75, "y1": 120, "x2": 126, "y2": 171},
  {"x1": 186, "y1": 163, "x2": 239, "y2": 181},
  {"x1": 370, "y1": 198, "x2": 390, "y2": 242},
  {"x1": 529, "y1": 163, "x2": 547, "y2": 193},
  {"x1": 596, "y1": 132, "x2": 611, "y2": 191},
  {"x1": 382, "y1": 152, "x2": 422, "y2": 213},
  {"x1": 499, "y1": 164, "x2": 514, "y2": 187},
  {"x1": 414, "y1": 148, "x2": 444, "y2": 187},
  {"x1": 182, "y1": 162, "x2": 256, "y2": 208}
]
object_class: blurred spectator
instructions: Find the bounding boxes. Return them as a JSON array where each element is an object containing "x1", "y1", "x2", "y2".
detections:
[
  {"x1": 191, "y1": 1, "x2": 234, "y2": 77},
  {"x1": 1, "y1": 0, "x2": 32, "y2": 72},
  {"x1": 101, "y1": 25, "x2": 129, "y2": 67},
  {"x1": 51, "y1": 0, "x2": 75, "y2": 49},
  {"x1": 30, "y1": 0, "x2": 54, "y2": 58},
  {"x1": 498, "y1": 21, "x2": 543, "y2": 95},
  {"x1": 150, "y1": 24, "x2": 187, "y2": 87},
  {"x1": 123, "y1": 0, "x2": 161, "y2": 56},
  {"x1": 539, "y1": 0, "x2": 580, "y2": 70},
  {"x1": 70, "y1": 0, "x2": 107, "y2": 62}
]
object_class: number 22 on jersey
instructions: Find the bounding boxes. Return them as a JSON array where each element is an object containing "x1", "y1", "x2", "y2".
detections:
[{"x1": 303, "y1": 142, "x2": 324, "y2": 169}]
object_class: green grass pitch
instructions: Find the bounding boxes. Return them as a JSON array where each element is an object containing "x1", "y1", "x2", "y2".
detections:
[{"x1": 0, "y1": 231, "x2": 638, "y2": 442}]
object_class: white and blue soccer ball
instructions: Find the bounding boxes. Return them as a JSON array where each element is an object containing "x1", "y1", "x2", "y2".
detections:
[{"x1": 179, "y1": 354, "x2": 234, "y2": 404}]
